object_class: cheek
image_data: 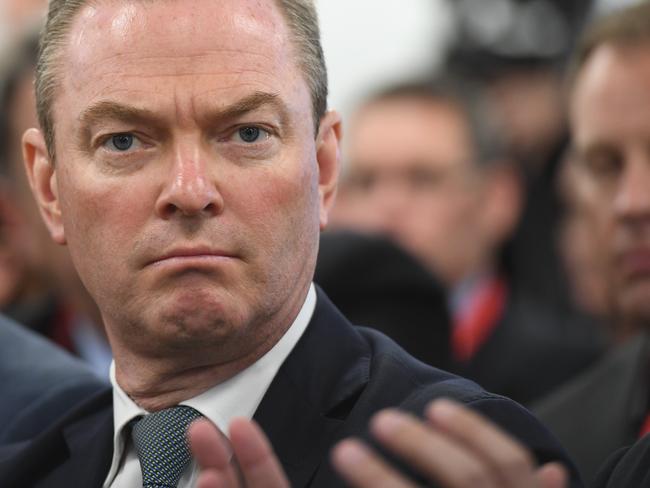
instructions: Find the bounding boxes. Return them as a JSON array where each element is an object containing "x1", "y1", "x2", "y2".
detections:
[
  {"x1": 233, "y1": 154, "x2": 318, "y2": 233},
  {"x1": 59, "y1": 172, "x2": 150, "y2": 272}
]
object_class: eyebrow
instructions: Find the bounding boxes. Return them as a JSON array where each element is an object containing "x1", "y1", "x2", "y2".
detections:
[
  {"x1": 205, "y1": 91, "x2": 290, "y2": 128},
  {"x1": 77, "y1": 103, "x2": 167, "y2": 148},
  {"x1": 78, "y1": 91, "x2": 290, "y2": 133},
  {"x1": 80, "y1": 101, "x2": 159, "y2": 128}
]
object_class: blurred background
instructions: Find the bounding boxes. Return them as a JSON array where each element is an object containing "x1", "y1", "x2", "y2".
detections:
[{"x1": 0, "y1": 0, "x2": 643, "y2": 401}]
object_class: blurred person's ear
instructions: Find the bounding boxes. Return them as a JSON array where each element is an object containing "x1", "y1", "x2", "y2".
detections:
[
  {"x1": 480, "y1": 161, "x2": 523, "y2": 249},
  {"x1": 22, "y1": 128, "x2": 66, "y2": 245},
  {"x1": 316, "y1": 110, "x2": 342, "y2": 230}
]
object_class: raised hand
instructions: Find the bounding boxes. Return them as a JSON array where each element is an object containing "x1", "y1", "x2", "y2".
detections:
[
  {"x1": 331, "y1": 399, "x2": 568, "y2": 488},
  {"x1": 189, "y1": 417, "x2": 290, "y2": 488}
]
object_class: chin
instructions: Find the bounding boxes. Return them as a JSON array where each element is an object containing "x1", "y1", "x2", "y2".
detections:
[{"x1": 156, "y1": 291, "x2": 248, "y2": 341}]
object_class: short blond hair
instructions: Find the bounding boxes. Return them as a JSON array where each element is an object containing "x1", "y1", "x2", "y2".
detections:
[{"x1": 35, "y1": 0, "x2": 328, "y2": 158}]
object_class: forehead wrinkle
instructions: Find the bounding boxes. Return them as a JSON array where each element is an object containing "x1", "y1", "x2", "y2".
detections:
[
  {"x1": 83, "y1": 49, "x2": 277, "y2": 75},
  {"x1": 70, "y1": 58, "x2": 278, "y2": 93}
]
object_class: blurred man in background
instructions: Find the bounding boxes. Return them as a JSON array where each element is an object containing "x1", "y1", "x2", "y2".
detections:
[
  {"x1": 447, "y1": 0, "x2": 594, "y2": 313},
  {"x1": 332, "y1": 79, "x2": 601, "y2": 405},
  {"x1": 533, "y1": 2, "x2": 650, "y2": 483},
  {"x1": 0, "y1": 28, "x2": 111, "y2": 377}
]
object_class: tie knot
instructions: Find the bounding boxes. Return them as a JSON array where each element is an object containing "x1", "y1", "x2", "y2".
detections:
[{"x1": 131, "y1": 405, "x2": 203, "y2": 488}]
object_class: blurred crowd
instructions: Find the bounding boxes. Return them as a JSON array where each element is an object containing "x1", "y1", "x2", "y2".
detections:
[{"x1": 1, "y1": 0, "x2": 650, "y2": 484}]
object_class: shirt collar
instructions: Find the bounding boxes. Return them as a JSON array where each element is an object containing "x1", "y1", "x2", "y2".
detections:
[{"x1": 104, "y1": 283, "x2": 316, "y2": 485}]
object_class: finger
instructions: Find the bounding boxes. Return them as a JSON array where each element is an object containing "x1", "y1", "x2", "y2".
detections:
[
  {"x1": 370, "y1": 409, "x2": 498, "y2": 488},
  {"x1": 196, "y1": 470, "x2": 227, "y2": 488},
  {"x1": 188, "y1": 419, "x2": 240, "y2": 487},
  {"x1": 228, "y1": 417, "x2": 290, "y2": 488},
  {"x1": 426, "y1": 399, "x2": 537, "y2": 487},
  {"x1": 331, "y1": 438, "x2": 416, "y2": 488},
  {"x1": 535, "y1": 463, "x2": 568, "y2": 488},
  {"x1": 189, "y1": 419, "x2": 232, "y2": 469}
]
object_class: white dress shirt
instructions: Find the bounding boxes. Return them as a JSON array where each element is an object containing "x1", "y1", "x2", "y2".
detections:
[{"x1": 103, "y1": 284, "x2": 316, "y2": 488}]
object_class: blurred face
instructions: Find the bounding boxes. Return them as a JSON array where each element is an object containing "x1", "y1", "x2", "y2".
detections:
[
  {"x1": 0, "y1": 71, "x2": 53, "y2": 308},
  {"x1": 336, "y1": 97, "x2": 486, "y2": 285},
  {"x1": 571, "y1": 43, "x2": 650, "y2": 326},
  {"x1": 9, "y1": 73, "x2": 59, "y2": 272},
  {"x1": 558, "y1": 160, "x2": 611, "y2": 318},
  {"x1": 25, "y1": 0, "x2": 340, "y2": 364},
  {"x1": 5, "y1": 0, "x2": 47, "y2": 25}
]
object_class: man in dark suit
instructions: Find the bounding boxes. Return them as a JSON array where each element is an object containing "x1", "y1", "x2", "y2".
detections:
[
  {"x1": 530, "y1": 2, "x2": 650, "y2": 484},
  {"x1": 0, "y1": 312, "x2": 107, "y2": 443},
  {"x1": 0, "y1": 0, "x2": 579, "y2": 486}
]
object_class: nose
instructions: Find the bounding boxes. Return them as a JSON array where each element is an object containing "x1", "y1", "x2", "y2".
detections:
[
  {"x1": 155, "y1": 143, "x2": 224, "y2": 219},
  {"x1": 614, "y1": 152, "x2": 650, "y2": 223}
]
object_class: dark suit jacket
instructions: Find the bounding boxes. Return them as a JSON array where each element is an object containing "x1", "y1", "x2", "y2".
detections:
[
  {"x1": 533, "y1": 333, "x2": 649, "y2": 485},
  {"x1": 0, "y1": 290, "x2": 582, "y2": 487},
  {"x1": 454, "y1": 291, "x2": 604, "y2": 406},
  {"x1": 0, "y1": 313, "x2": 108, "y2": 443},
  {"x1": 593, "y1": 434, "x2": 650, "y2": 488},
  {"x1": 315, "y1": 231, "x2": 451, "y2": 370}
]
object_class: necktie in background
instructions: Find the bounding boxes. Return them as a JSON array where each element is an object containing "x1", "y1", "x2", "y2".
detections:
[{"x1": 131, "y1": 405, "x2": 203, "y2": 488}]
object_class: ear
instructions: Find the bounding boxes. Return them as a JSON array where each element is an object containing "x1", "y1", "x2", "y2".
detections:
[
  {"x1": 22, "y1": 128, "x2": 66, "y2": 245},
  {"x1": 315, "y1": 110, "x2": 342, "y2": 230}
]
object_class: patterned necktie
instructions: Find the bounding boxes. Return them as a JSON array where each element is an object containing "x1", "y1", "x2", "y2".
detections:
[{"x1": 131, "y1": 405, "x2": 203, "y2": 488}]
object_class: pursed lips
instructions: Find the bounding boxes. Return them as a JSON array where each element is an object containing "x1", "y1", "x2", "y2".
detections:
[{"x1": 147, "y1": 247, "x2": 237, "y2": 268}]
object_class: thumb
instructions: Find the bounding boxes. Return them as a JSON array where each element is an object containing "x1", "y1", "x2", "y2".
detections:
[{"x1": 535, "y1": 463, "x2": 568, "y2": 488}]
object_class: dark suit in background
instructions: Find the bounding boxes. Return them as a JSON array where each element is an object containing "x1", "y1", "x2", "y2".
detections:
[
  {"x1": 0, "y1": 290, "x2": 582, "y2": 487},
  {"x1": 316, "y1": 231, "x2": 451, "y2": 370},
  {"x1": 316, "y1": 231, "x2": 602, "y2": 406},
  {"x1": 593, "y1": 433, "x2": 650, "y2": 488},
  {"x1": 0, "y1": 313, "x2": 107, "y2": 443},
  {"x1": 534, "y1": 333, "x2": 649, "y2": 485},
  {"x1": 455, "y1": 289, "x2": 605, "y2": 406}
]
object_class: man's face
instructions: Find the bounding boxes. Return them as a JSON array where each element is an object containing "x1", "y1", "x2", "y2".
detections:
[
  {"x1": 571, "y1": 44, "x2": 650, "y2": 326},
  {"x1": 26, "y1": 0, "x2": 340, "y2": 363},
  {"x1": 335, "y1": 97, "x2": 486, "y2": 285}
]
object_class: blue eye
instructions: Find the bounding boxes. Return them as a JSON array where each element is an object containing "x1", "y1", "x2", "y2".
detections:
[
  {"x1": 108, "y1": 133, "x2": 135, "y2": 151},
  {"x1": 238, "y1": 127, "x2": 261, "y2": 143}
]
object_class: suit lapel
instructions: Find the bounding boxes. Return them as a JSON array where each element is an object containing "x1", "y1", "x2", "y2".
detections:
[
  {"x1": 0, "y1": 388, "x2": 114, "y2": 488},
  {"x1": 45, "y1": 401, "x2": 114, "y2": 487},
  {"x1": 254, "y1": 288, "x2": 371, "y2": 487}
]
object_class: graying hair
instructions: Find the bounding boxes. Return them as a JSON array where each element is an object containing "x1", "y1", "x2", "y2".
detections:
[{"x1": 35, "y1": 0, "x2": 328, "y2": 159}]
